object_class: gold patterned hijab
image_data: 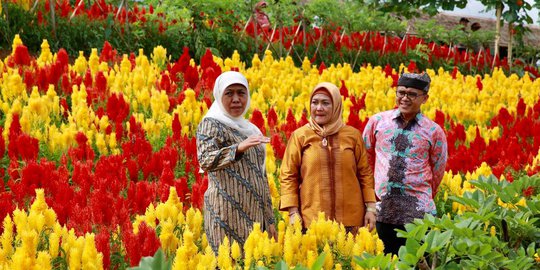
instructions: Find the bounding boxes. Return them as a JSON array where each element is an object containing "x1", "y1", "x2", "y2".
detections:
[{"x1": 308, "y1": 82, "x2": 344, "y2": 137}]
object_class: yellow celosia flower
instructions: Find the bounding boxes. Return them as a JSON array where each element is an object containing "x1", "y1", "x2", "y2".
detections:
[
  {"x1": 11, "y1": 34, "x2": 23, "y2": 55},
  {"x1": 1, "y1": 215, "x2": 14, "y2": 258},
  {"x1": 159, "y1": 220, "x2": 179, "y2": 254},
  {"x1": 37, "y1": 40, "x2": 53, "y2": 66},
  {"x1": 231, "y1": 240, "x2": 241, "y2": 262},
  {"x1": 73, "y1": 51, "x2": 88, "y2": 74},
  {"x1": 217, "y1": 237, "x2": 232, "y2": 269},
  {"x1": 81, "y1": 233, "x2": 104, "y2": 270},
  {"x1": 88, "y1": 48, "x2": 100, "y2": 75},
  {"x1": 49, "y1": 232, "x2": 60, "y2": 258},
  {"x1": 151, "y1": 46, "x2": 168, "y2": 70},
  {"x1": 36, "y1": 251, "x2": 52, "y2": 270}
]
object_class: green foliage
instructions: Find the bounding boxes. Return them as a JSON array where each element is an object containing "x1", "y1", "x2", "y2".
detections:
[
  {"x1": 304, "y1": 0, "x2": 405, "y2": 34},
  {"x1": 397, "y1": 174, "x2": 539, "y2": 269},
  {"x1": 0, "y1": 3, "x2": 51, "y2": 52},
  {"x1": 353, "y1": 253, "x2": 398, "y2": 269},
  {"x1": 129, "y1": 249, "x2": 172, "y2": 270},
  {"x1": 376, "y1": 0, "x2": 468, "y2": 18},
  {"x1": 270, "y1": 252, "x2": 327, "y2": 270}
]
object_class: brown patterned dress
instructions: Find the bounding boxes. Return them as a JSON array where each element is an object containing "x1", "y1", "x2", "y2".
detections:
[{"x1": 196, "y1": 117, "x2": 275, "y2": 254}]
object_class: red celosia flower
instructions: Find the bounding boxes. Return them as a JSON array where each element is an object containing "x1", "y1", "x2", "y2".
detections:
[
  {"x1": 23, "y1": 69, "x2": 35, "y2": 89},
  {"x1": 95, "y1": 230, "x2": 111, "y2": 269},
  {"x1": 318, "y1": 62, "x2": 326, "y2": 75},
  {"x1": 69, "y1": 132, "x2": 95, "y2": 162},
  {"x1": 184, "y1": 65, "x2": 199, "y2": 90},
  {"x1": 298, "y1": 110, "x2": 309, "y2": 127},
  {"x1": 407, "y1": 60, "x2": 417, "y2": 73},
  {"x1": 250, "y1": 109, "x2": 266, "y2": 135},
  {"x1": 383, "y1": 64, "x2": 393, "y2": 77},
  {"x1": 190, "y1": 174, "x2": 208, "y2": 209},
  {"x1": 159, "y1": 73, "x2": 172, "y2": 93},
  {"x1": 281, "y1": 109, "x2": 298, "y2": 139},
  {"x1": 523, "y1": 186, "x2": 535, "y2": 197},
  {"x1": 339, "y1": 80, "x2": 349, "y2": 98},
  {"x1": 172, "y1": 113, "x2": 182, "y2": 141},
  {"x1": 16, "y1": 133, "x2": 39, "y2": 162},
  {"x1": 106, "y1": 93, "x2": 130, "y2": 123},
  {"x1": 0, "y1": 192, "x2": 14, "y2": 234},
  {"x1": 516, "y1": 98, "x2": 526, "y2": 118},
  {"x1": 174, "y1": 177, "x2": 190, "y2": 204},
  {"x1": 99, "y1": 41, "x2": 117, "y2": 63},
  {"x1": 476, "y1": 76, "x2": 483, "y2": 91},
  {"x1": 267, "y1": 107, "x2": 278, "y2": 131},
  {"x1": 95, "y1": 71, "x2": 108, "y2": 98},
  {"x1": 8, "y1": 114, "x2": 22, "y2": 159},
  {"x1": 346, "y1": 111, "x2": 368, "y2": 132},
  {"x1": 169, "y1": 47, "x2": 191, "y2": 79},
  {"x1": 0, "y1": 127, "x2": 4, "y2": 159},
  {"x1": 66, "y1": 203, "x2": 92, "y2": 235},
  {"x1": 434, "y1": 110, "x2": 446, "y2": 129},
  {"x1": 128, "y1": 180, "x2": 156, "y2": 214},
  {"x1": 123, "y1": 222, "x2": 160, "y2": 266},
  {"x1": 13, "y1": 45, "x2": 32, "y2": 66},
  {"x1": 270, "y1": 133, "x2": 286, "y2": 160}
]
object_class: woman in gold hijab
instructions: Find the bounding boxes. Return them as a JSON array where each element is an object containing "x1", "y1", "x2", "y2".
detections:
[{"x1": 279, "y1": 82, "x2": 377, "y2": 233}]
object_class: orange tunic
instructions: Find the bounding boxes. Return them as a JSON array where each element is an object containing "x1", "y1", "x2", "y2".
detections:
[{"x1": 279, "y1": 125, "x2": 376, "y2": 228}]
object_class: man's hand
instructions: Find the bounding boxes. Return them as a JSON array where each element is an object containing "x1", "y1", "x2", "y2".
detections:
[
  {"x1": 364, "y1": 211, "x2": 376, "y2": 232},
  {"x1": 237, "y1": 135, "x2": 270, "y2": 153}
]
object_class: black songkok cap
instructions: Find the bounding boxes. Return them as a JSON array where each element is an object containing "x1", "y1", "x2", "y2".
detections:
[{"x1": 397, "y1": 72, "x2": 431, "y2": 92}]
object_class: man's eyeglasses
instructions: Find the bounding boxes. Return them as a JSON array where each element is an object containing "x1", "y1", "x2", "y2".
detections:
[{"x1": 396, "y1": 90, "x2": 426, "y2": 100}]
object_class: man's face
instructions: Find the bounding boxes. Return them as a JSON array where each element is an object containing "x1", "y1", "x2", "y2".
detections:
[{"x1": 395, "y1": 86, "x2": 428, "y2": 119}]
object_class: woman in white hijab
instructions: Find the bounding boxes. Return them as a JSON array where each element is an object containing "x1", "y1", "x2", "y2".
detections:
[{"x1": 196, "y1": 71, "x2": 276, "y2": 254}]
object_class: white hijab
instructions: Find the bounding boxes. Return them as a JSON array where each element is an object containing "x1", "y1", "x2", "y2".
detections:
[{"x1": 202, "y1": 71, "x2": 262, "y2": 137}]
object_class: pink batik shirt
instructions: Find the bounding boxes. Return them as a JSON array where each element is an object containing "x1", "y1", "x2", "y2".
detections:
[{"x1": 362, "y1": 109, "x2": 448, "y2": 225}]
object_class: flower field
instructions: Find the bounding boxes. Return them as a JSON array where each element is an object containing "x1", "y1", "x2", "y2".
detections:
[{"x1": 0, "y1": 34, "x2": 539, "y2": 269}]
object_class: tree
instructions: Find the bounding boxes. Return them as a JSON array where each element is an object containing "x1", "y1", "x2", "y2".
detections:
[{"x1": 376, "y1": 0, "x2": 540, "y2": 69}]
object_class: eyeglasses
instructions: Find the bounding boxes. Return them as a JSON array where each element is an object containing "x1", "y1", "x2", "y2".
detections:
[{"x1": 396, "y1": 90, "x2": 426, "y2": 100}]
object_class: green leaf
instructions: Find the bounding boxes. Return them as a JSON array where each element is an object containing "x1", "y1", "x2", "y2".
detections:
[
  {"x1": 434, "y1": 230, "x2": 453, "y2": 248},
  {"x1": 129, "y1": 249, "x2": 171, "y2": 270},
  {"x1": 425, "y1": 230, "x2": 436, "y2": 251},
  {"x1": 274, "y1": 260, "x2": 288, "y2": 270},
  {"x1": 450, "y1": 195, "x2": 480, "y2": 209},
  {"x1": 416, "y1": 243, "x2": 428, "y2": 258},
  {"x1": 310, "y1": 252, "x2": 326, "y2": 270}
]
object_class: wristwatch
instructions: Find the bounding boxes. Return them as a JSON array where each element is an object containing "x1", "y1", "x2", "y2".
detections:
[{"x1": 366, "y1": 207, "x2": 377, "y2": 213}]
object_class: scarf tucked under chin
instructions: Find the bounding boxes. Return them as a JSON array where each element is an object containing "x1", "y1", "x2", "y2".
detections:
[{"x1": 307, "y1": 82, "x2": 344, "y2": 138}]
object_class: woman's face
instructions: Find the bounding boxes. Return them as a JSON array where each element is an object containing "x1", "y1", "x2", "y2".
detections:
[
  {"x1": 221, "y1": 84, "x2": 248, "y2": 117},
  {"x1": 310, "y1": 93, "x2": 333, "y2": 126}
]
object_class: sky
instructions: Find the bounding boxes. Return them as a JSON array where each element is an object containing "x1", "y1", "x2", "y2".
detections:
[{"x1": 444, "y1": 0, "x2": 540, "y2": 25}]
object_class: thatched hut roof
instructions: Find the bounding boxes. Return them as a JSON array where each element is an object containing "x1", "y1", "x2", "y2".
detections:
[{"x1": 407, "y1": 11, "x2": 540, "y2": 47}]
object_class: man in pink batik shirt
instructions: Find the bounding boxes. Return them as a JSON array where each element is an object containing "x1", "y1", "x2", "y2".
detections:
[{"x1": 362, "y1": 72, "x2": 448, "y2": 255}]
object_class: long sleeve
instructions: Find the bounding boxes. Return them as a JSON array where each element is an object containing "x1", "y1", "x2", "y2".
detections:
[
  {"x1": 279, "y1": 131, "x2": 303, "y2": 211},
  {"x1": 196, "y1": 119, "x2": 242, "y2": 172},
  {"x1": 355, "y1": 136, "x2": 376, "y2": 202},
  {"x1": 362, "y1": 117, "x2": 377, "y2": 170},
  {"x1": 430, "y1": 127, "x2": 448, "y2": 198}
]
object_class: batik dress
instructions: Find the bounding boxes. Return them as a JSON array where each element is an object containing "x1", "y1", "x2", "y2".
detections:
[{"x1": 196, "y1": 117, "x2": 275, "y2": 253}]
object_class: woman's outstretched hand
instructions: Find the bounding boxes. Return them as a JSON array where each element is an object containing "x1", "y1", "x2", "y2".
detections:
[{"x1": 237, "y1": 135, "x2": 270, "y2": 153}]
